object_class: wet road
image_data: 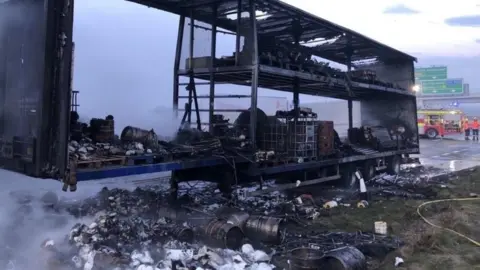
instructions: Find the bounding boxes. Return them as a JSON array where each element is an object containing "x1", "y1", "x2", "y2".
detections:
[{"x1": 417, "y1": 138, "x2": 480, "y2": 172}]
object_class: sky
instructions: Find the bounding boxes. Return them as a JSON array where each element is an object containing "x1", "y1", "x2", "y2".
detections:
[{"x1": 71, "y1": 0, "x2": 480, "y2": 133}]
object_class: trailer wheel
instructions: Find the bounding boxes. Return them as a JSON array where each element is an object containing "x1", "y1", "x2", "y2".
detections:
[
  {"x1": 362, "y1": 160, "x2": 376, "y2": 181},
  {"x1": 426, "y1": 128, "x2": 438, "y2": 139},
  {"x1": 386, "y1": 155, "x2": 401, "y2": 175},
  {"x1": 340, "y1": 164, "x2": 358, "y2": 189}
]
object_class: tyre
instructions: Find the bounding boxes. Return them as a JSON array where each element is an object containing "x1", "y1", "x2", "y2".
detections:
[
  {"x1": 361, "y1": 160, "x2": 376, "y2": 181},
  {"x1": 340, "y1": 163, "x2": 358, "y2": 189},
  {"x1": 386, "y1": 155, "x2": 401, "y2": 175},
  {"x1": 426, "y1": 128, "x2": 438, "y2": 139}
]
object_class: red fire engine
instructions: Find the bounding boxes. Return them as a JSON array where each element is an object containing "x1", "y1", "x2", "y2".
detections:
[{"x1": 417, "y1": 109, "x2": 465, "y2": 139}]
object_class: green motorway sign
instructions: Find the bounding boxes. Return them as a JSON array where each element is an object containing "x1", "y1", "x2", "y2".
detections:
[
  {"x1": 420, "y1": 78, "x2": 463, "y2": 95},
  {"x1": 415, "y1": 66, "x2": 447, "y2": 81}
]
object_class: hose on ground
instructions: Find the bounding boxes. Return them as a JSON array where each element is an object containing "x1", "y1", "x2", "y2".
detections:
[{"x1": 416, "y1": 197, "x2": 480, "y2": 247}]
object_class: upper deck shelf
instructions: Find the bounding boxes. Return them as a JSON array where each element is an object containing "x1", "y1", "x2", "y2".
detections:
[{"x1": 127, "y1": 0, "x2": 418, "y2": 100}]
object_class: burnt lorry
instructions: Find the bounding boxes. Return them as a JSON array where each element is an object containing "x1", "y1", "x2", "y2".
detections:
[{"x1": 0, "y1": 0, "x2": 420, "y2": 196}]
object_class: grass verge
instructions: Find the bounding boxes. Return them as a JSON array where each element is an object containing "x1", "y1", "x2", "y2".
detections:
[{"x1": 313, "y1": 168, "x2": 480, "y2": 270}]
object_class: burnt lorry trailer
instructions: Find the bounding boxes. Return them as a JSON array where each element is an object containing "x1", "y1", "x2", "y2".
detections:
[{"x1": 0, "y1": 0, "x2": 419, "y2": 194}]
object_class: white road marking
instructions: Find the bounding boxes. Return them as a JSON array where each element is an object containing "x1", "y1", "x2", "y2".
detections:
[
  {"x1": 441, "y1": 153, "x2": 450, "y2": 156},
  {"x1": 453, "y1": 150, "x2": 460, "y2": 153},
  {"x1": 432, "y1": 156, "x2": 440, "y2": 158}
]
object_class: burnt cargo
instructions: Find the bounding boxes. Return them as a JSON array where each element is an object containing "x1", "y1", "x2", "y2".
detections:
[{"x1": 0, "y1": 0, "x2": 74, "y2": 178}]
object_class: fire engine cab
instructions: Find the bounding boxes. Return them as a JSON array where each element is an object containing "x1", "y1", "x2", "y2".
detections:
[{"x1": 417, "y1": 109, "x2": 465, "y2": 139}]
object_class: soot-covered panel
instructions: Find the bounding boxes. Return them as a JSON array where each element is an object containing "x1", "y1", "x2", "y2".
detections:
[{"x1": 360, "y1": 96, "x2": 419, "y2": 145}]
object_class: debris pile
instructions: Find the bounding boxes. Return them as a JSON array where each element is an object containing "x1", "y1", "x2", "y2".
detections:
[{"x1": 1, "y1": 183, "x2": 410, "y2": 270}]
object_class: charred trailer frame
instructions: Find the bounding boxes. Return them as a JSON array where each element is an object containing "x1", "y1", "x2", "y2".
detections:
[
  {"x1": 0, "y1": 0, "x2": 73, "y2": 181},
  {"x1": 162, "y1": 0, "x2": 419, "y2": 195}
]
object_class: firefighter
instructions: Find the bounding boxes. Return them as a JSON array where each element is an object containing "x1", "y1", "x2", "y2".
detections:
[
  {"x1": 464, "y1": 118, "x2": 470, "y2": 140},
  {"x1": 472, "y1": 117, "x2": 479, "y2": 141}
]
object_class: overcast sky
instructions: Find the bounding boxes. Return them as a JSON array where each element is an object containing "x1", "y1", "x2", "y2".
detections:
[{"x1": 72, "y1": 0, "x2": 480, "y2": 133}]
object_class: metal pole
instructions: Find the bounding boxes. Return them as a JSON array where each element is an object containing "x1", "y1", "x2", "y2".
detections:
[
  {"x1": 235, "y1": 0, "x2": 242, "y2": 65},
  {"x1": 346, "y1": 38, "x2": 353, "y2": 129},
  {"x1": 248, "y1": 0, "x2": 258, "y2": 149},
  {"x1": 209, "y1": 4, "x2": 217, "y2": 133},
  {"x1": 187, "y1": 11, "x2": 195, "y2": 123},
  {"x1": 173, "y1": 16, "x2": 185, "y2": 118}
]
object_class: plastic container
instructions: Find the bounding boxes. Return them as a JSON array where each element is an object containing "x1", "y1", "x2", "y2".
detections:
[{"x1": 374, "y1": 221, "x2": 387, "y2": 235}]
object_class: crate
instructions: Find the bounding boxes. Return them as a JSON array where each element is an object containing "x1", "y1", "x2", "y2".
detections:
[
  {"x1": 317, "y1": 121, "x2": 335, "y2": 156},
  {"x1": 73, "y1": 156, "x2": 126, "y2": 169},
  {"x1": 287, "y1": 120, "x2": 317, "y2": 159}
]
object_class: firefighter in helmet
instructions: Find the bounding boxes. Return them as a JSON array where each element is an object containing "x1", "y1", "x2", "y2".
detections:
[
  {"x1": 472, "y1": 117, "x2": 479, "y2": 141},
  {"x1": 464, "y1": 118, "x2": 470, "y2": 140}
]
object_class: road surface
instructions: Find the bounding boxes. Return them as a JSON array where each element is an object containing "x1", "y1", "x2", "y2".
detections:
[{"x1": 417, "y1": 138, "x2": 480, "y2": 171}]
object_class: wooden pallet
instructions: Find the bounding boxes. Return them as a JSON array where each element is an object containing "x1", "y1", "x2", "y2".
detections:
[
  {"x1": 73, "y1": 156, "x2": 126, "y2": 169},
  {"x1": 125, "y1": 154, "x2": 170, "y2": 166}
]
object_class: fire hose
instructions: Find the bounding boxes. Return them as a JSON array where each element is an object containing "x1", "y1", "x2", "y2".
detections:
[{"x1": 416, "y1": 197, "x2": 480, "y2": 247}]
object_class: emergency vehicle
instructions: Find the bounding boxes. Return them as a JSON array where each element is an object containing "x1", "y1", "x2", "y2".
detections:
[{"x1": 417, "y1": 109, "x2": 465, "y2": 139}]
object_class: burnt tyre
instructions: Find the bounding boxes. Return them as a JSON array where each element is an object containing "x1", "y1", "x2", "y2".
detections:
[
  {"x1": 386, "y1": 155, "x2": 401, "y2": 175},
  {"x1": 426, "y1": 128, "x2": 438, "y2": 139},
  {"x1": 361, "y1": 160, "x2": 376, "y2": 181},
  {"x1": 340, "y1": 164, "x2": 358, "y2": 189}
]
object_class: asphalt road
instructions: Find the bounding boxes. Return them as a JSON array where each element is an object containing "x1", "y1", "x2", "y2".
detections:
[{"x1": 418, "y1": 138, "x2": 480, "y2": 171}]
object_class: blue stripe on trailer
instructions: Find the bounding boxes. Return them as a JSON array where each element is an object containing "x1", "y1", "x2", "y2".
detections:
[{"x1": 75, "y1": 157, "x2": 230, "y2": 181}]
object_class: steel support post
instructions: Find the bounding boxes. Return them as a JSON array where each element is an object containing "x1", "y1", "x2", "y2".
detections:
[
  {"x1": 293, "y1": 78, "x2": 300, "y2": 127},
  {"x1": 209, "y1": 5, "x2": 217, "y2": 133},
  {"x1": 187, "y1": 11, "x2": 195, "y2": 123},
  {"x1": 173, "y1": 16, "x2": 185, "y2": 118},
  {"x1": 346, "y1": 38, "x2": 353, "y2": 129},
  {"x1": 248, "y1": 0, "x2": 258, "y2": 149},
  {"x1": 235, "y1": 0, "x2": 242, "y2": 65}
]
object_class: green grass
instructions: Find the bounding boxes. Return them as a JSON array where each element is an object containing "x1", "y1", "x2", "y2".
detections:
[{"x1": 312, "y1": 168, "x2": 480, "y2": 270}]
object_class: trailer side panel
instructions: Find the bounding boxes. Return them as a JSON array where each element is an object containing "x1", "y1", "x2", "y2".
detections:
[{"x1": 0, "y1": 0, "x2": 73, "y2": 178}]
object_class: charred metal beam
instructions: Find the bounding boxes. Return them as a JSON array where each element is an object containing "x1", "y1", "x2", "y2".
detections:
[
  {"x1": 248, "y1": 0, "x2": 258, "y2": 150},
  {"x1": 209, "y1": 4, "x2": 218, "y2": 133},
  {"x1": 173, "y1": 16, "x2": 185, "y2": 117},
  {"x1": 234, "y1": 0, "x2": 242, "y2": 65}
]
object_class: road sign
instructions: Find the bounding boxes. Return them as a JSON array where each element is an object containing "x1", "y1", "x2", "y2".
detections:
[
  {"x1": 415, "y1": 66, "x2": 447, "y2": 81},
  {"x1": 420, "y1": 78, "x2": 463, "y2": 95}
]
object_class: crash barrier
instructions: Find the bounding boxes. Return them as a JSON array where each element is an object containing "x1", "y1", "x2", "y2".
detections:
[{"x1": 417, "y1": 197, "x2": 480, "y2": 247}]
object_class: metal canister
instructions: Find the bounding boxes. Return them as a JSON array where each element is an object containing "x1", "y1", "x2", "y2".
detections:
[
  {"x1": 226, "y1": 212, "x2": 250, "y2": 228},
  {"x1": 244, "y1": 215, "x2": 285, "y2": 243},
  {"x1": 121, "y1": 126, "x2": 158, "y2": 146},
  {"x1": 203, "y1": 219, "x2": 244, "y2": 249},
  {"x1": 320, "y1": 246, "x2": 367, "y2": 270},
  {"x1": 289, "y1": 247, "x2": 324, "y2": 270},
  {"x1": 167, "y1": 226, "x2": 194, "y2": 243}
]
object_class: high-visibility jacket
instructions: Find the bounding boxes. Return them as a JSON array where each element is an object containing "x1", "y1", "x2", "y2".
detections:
[
  {"x1": 472, "y1": 120, "x2": 480, "y2": 129},
  {"x1": 463, "y1": 121, "x2": 470, "y2": 130}
]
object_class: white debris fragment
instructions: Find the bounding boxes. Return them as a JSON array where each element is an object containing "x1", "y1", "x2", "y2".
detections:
[
  {"x1": 251, "y1": 250, "x2": 270, "y2": 262},
  {"x1": 395, "y1": 257, "x2": 404, "y2": 267},
  {"x1": 83, "y1": 250, "x2": 96, "y2": 270},
  {"x1": 250, "y1": 262, "x2": 274, "y2": 270},
  {"x1": 241, "y1": 244, "x2": 255, "y2": 255}
]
